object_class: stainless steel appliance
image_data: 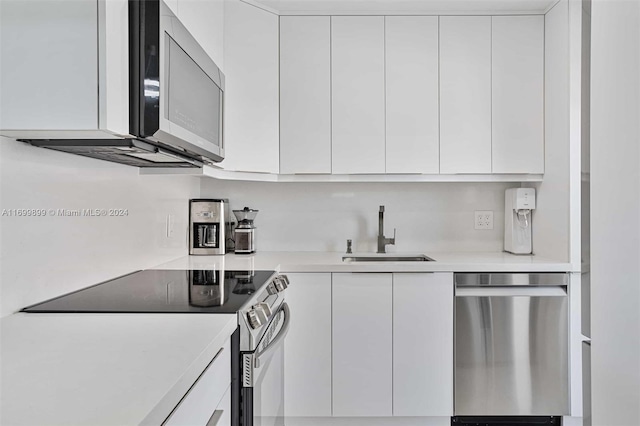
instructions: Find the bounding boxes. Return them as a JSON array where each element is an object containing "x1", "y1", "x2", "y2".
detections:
[
  {"x1": 453, "y1": 273, "x2": 569, "y2": 423},
  {"x1": 237, "y1": 274, "x2": 290, "y2": 426},
  {"x1": 233, "y1": 207, "x2": 258, "y2": 254},
  {"x1": 22, "y1": 269, "x2": 291, "y2": 426},
  {"x1": 25, "y1": 0, "x2": 225, "y2": 168},
  {"x1": 190, "y1": 199, "x2": 232, "y2": 255}
]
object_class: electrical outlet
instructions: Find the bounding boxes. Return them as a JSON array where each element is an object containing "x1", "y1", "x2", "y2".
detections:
[{"x1": 475, "y1": 211, "x2": 494, "y2": 230}]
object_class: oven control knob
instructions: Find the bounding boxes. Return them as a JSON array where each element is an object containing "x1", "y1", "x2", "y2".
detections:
[
  {"x1": 247, "y1": 309, "x2": 263, "y2": 329},
  {"x1": 267, "y1": 282, "x2": 278, "y2": 295},
  {"x1": 256, "y1": 302, "x2": 272, "y2": 318},
  {"x1": 274, "y1": 276, "x2": 289, "y2": 292},
  {"x1": 279, "y1": 275, "x2": 290, "y2": 287},
  {"x1": 252, "y1": 304, "x2": 269, "y2": 324}
]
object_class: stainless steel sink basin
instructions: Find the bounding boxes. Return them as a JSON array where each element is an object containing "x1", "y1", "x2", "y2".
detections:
[{"x1": 342, "y1": 254, "x2": 435, "y2": 262}]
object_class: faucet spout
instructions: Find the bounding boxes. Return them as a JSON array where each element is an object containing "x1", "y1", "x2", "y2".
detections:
[{"x1": 377, "y1": 205, "x2": 396, "y2": 254}]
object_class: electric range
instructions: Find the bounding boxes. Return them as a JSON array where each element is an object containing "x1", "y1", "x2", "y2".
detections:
[{"x1": 22, "y1": 268, "x2": 291, "y2": 426}]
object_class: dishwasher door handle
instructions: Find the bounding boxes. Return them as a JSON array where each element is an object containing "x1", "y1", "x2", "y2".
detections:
[{"x1": 456, "y1": 286, "x2": 567, "y2": 297}]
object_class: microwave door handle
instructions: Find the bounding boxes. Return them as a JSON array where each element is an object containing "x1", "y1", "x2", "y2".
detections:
[{"x1": 254, "y1": 302, "x2": 291, "y2": 369}]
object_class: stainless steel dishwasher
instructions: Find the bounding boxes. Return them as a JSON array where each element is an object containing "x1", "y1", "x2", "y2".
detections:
[{"x1": 453, "y1": 273, "x2": 569, "y2": 421}]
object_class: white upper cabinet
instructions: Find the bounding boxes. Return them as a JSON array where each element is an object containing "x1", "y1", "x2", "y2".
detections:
[
  {"x1": 222, "y1": 0, "x2": 279, "y2": 173},
  {"x1": 280, "y1": 16, "x2": 331, "y2": 174},
  {"x1": 1, "y1": 0, "x2": 102, "y2": 132},
  {"x1": 385, "y1": 16, "x2": 439, "y2": 174},
  {"x1": 177, "y1": 0, "x2": 225, "y2": 71},
  {"x1": 492, "y1": 16, "x2": 544, "y2": 174},
  {"x1": 331, "y1": 17, "x2": 386, "y2": 174},
  {"x1": 439, "y1": 16, "x2": 492, "y2": 174}
]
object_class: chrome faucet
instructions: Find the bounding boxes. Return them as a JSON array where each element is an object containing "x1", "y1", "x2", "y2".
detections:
[{"x1": 377, "y1": 205, "x2": 396, "y2": 254}]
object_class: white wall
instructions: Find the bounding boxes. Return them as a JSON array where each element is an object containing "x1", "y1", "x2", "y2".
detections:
[
  {"x1": 0, "y1": 138, "x2": 199, "y2": 317},
  {"x1": 201, "y1": 179, "x2": 514, "y2": 253},
  {"x1": 590, "y1": 0, "x2": 640, "y2": 423}
]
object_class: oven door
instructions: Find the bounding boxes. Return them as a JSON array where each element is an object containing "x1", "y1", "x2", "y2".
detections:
[{"x1": 241, "y1": 302, "x2": 290, "y2": 426}]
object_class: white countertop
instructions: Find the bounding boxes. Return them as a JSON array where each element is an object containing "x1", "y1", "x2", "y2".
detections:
[
  {"x1": 155, "y1": 251, "x2": 576, "y2": 273},
  {"x1": 0, "y1": 313, "x2": 237, "y2": 426}
]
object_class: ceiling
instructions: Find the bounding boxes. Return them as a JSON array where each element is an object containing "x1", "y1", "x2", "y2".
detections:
[{"x1": 251, "y1": 0, "x2": 559, "y2": 14}]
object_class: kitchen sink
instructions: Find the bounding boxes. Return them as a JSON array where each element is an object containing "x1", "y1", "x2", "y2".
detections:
[{"x1": 342, "y1": 254, "x2": 435, "y2": 262}]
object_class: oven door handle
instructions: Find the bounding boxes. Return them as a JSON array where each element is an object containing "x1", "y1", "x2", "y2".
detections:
[{"x1": 254, "y1": 302, "x2": 291, "y2": 369}]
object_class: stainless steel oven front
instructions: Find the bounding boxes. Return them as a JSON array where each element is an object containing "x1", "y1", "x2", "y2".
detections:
[{"x1": 232, "y1": 275, "x2": 291, "y2": 426}]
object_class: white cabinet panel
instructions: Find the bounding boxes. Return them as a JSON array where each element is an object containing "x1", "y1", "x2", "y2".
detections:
[
  {"x1": 222, "y1": 0, "x2": 279, "y2": 173},
  {"x1": 280, "y1": 17, "x2": 331, "y2": 174},
  {"x1": 283, "y1": 273, "x2": 332, "y2": 417},
  {"x1": 331, "y1": 17, "x2": 386, "y2": 174},
  {"x1": 440, "y1": 16, "x2": 492, "y2": 174},
  {"x1": 332, "y1": 273, "x2": 392, "y2": 416},
  {"x1": 165, "y1": 339, "x2": 230, "y2": 426},
  {"x1": 393, "y1": 273, "x2": 454, "y2": 417},
  {"x1": 0, "y1": 0, "x2": 98, "y2": 130},
  {"x1": 178, "y1": 0, "x2": 224, "y2": 71},
  {"x1": 385, "y1": 16, "x2": 439, "y2": 174},
  {"x1": 164, "y1": 0, "x2": 179, "y2": 17},
  {"x1": 492, "y1": 16, "x2": 544, "y2": 174}
]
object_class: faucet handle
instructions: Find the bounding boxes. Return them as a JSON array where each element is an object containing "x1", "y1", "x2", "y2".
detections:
[
  {"x1": 346, "y1": 239, "x2": 353, "y2": 254},
  {"x1": 391, "y1": 228, "x2": 396, "y2": 244}
]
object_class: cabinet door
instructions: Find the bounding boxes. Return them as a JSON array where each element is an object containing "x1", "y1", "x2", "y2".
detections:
[
  {"x1": 331, "y1": 17, "x2": 386, "y2": 174},
  {"x1": 492, "y1": 16, "x2": 544, "y2": 174},
  {"x1": 164, "y1": 0, "x2": 179, "y2": 16},
  {"x1": 222, "y1": 0, "x2": 279, "y2": 173},
  {"x1": 280, "y1": 17, "x2": 331, "y2": 174},
  {"x1": 385, "y1": 16, "x2": 439, "y2": 174},
  {"x1": 440, "y1": 16, "x2": 492, "y2": 174},
  {"x1": 333, "y1": 273, "x2": 392, "y2": 416},
  {"x1": 283, "y1": 273, "x2": 332, "y2": 417},
  {"x1": 165, "y1": 339, "x2": 230, "y2": 425},
  {"x1": 177, "y1": 0, "x2": 224, "y2": 70},
  {"x1": 0, "y1": 0, "x2": 99, "y2": 130},
  {"x1": 393, "y1": 273, "x2": 454, "y2": 416},
  {"x1": 212, "y1": 385, "x2": 231, "y2": 426}
]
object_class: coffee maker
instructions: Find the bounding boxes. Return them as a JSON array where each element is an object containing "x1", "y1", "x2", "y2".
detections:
[
  {"x1": 504, "y1": 188, "x2": 536, "y2": 254},
  {"x1": 189, "y1": 199, "x2": 232, "y2": 255},
  {"x1": 233, "y1": 207, "x2": 258, "y2": 254}
]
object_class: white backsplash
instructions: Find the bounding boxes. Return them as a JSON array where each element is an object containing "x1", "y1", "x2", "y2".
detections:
[
  {"x1": 0, "y1": 137, "x2": 199, "y2": 317},
  {"x1": 201, "y1": 179, "x2": 514, "y2": 253}
]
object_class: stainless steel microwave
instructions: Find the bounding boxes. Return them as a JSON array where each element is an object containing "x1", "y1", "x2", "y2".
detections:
[
  {"x1": 24, "y1": 0, "x2": 224, "y2": 168},
  {"x1": 129, "y1": 0, "x2": 224, "y2": 165}
]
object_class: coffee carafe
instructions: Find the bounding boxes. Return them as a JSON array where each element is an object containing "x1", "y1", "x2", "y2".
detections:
[{"x1": 233, "y1": 207, "x2": 258, "y2": 254}]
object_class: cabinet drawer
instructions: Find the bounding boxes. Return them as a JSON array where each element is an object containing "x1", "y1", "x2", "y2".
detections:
[
  {"x1": 208, "y1": 385, "x2": 231, "y2": 426},
  {"x1": 164, "y1": 339, "x2": 231, "y2": 425}
]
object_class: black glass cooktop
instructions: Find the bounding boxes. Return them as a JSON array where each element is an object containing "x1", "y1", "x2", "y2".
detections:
[{"x1": 22, "y1": 269, "x2": 277, "y2": 314}]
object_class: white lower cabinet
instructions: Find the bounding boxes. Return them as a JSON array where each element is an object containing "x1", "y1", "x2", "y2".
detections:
[
  {"x1": 283, "y1": 273, "x2": 332, "y2": 417},
  {"x1": 333, "y1": 273, "x2": 393, "y2": 416},
  {"x1": 393, "y1": 273, "x2": 454, "y2": 416},
  {"x1": 164, "y1": 338, "x2": 231, "y2": 426},
  {"x1": 212, "y1": 385, "x2": 231, "y2": 426},
  {"x1": 284, "y1": 272, "x2": 454, "y2": 420}
]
